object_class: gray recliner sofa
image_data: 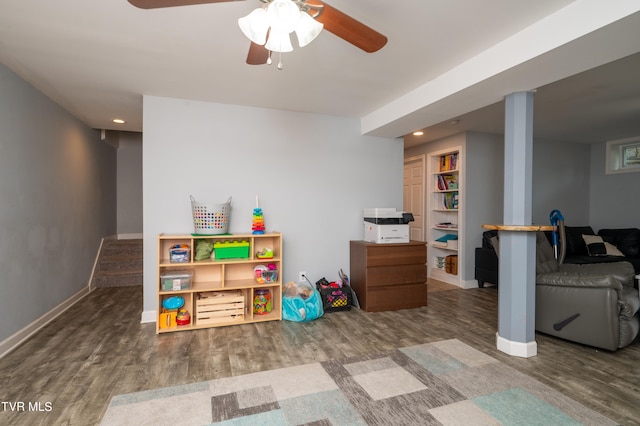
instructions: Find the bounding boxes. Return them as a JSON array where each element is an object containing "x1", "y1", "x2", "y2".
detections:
[{"x1": 535, "y1": 232, "x2": 640, "y2": 351}]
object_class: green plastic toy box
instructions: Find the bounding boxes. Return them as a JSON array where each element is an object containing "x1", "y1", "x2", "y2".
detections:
[{"x1": 213, "y1": 240, "x2": 250, "y2": 260}]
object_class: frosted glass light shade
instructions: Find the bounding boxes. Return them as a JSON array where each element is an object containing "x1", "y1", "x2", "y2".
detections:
[
  {"x1": 295, "y1": 11, "x2": 323, "y2": 47},
  {"x1": 267, "y1": 0, "x2": 301, "y2": 33},
  {"x1": 238, "y1": 8, "x2": 269, "y2": 45},
  {"x1": 239, "y1": 0, "x2": 323, "y2": 56},
  {"x1": 265, "y1": 29, "x2": 293, "y2": 53}
]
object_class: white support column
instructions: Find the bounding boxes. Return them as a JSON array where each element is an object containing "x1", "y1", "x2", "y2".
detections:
[{"x1": 497, "y1": 91, "x2": 537, "y2": 358}]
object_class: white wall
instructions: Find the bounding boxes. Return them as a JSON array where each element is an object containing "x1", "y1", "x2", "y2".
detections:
[
  {"x1": 141, "y1": 96, "x2": 403, "y2": 318},
  {"x1": 0, "y1": 64, "x2": 117, "y2": 343},
  {"x1": 117, "y1": 131, "x2": 143, "y2": 235}
]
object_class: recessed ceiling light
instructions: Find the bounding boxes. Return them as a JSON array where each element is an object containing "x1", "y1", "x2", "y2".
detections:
[
  {"x1": 112, "y1": 118, "x2": 126, "y2": 124},
  {"x1": 413, "y1": 131, "x2": 424, "y2": 136}
]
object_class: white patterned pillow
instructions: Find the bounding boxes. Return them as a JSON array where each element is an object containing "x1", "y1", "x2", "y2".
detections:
[{"x1": 582, "y1": 234, "x2": 624, "y2": 257}]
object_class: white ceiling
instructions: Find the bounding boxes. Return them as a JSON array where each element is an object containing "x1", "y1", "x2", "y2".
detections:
[
  {"x1": 407, "y1": 52, "x2": 640, "y2": 147},
  {"x1": 1, "y1": 0, "x2": 639, "y2": 144}
]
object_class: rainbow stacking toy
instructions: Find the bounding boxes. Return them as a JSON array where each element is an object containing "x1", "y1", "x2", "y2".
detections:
[{"x1": 252, "y1": 196, "x2": 265, "y2": 234}]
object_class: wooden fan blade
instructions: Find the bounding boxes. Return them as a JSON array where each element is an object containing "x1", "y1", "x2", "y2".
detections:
[
  {"x1": 246, "y1": 42, "x2": 269, "y2": 65},
  {"x1": 308, "y1": 1, "x2": 387, "y2": 53},
  {"x1": 127, "y1": 0, "x2": 242, "y2": 9}
]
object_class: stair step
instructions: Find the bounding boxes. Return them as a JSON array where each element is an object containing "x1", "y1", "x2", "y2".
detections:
[
  {"x1": 98, "y1": 257, "x2": 142, "y2": 271},
  {"x1": 101, "y1": 247, "x2": 142, "y2": 255},
  {"x1": 101, "y1": 240, "x2": 142, "y2": 247},
  {"x1": 103, "y1": 239, "x2": 143, "y2": 246},
  {"x1": 93, "y1": 239, "x2": 144, "y2": 288},
  {"x1": 94, "y1": 272, "x2": 142, "y2": 288},
  {"x1": 101, "y1": 253, "x2": 143, "y2": 259},
  {"x1": 96, "y1": 269, "x2": 143, "y2": 277}
]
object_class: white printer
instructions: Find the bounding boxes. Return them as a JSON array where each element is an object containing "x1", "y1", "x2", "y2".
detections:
[{"x1": 363, "y1": 208, "x2": 414, "y2": 244}]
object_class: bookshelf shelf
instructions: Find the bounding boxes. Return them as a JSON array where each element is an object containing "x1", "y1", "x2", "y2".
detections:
[{"x1": 428, "y1": 148, "x2": 462, "y2": 285}]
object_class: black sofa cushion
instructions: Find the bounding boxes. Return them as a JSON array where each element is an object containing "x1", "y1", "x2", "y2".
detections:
[
  {"x1": 481, "y1": 230, "x2": 498, "y2": 249},
  {"x1": 598, "y1": 228, "x2": 640, "y2": 258},
  {"x1": 564, "y1": 226, "x2": 596, "y2": 256}
]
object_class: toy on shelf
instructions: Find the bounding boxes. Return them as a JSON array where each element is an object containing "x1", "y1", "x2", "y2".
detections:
[
  {"x1": 252, "y1": 195, "x2": 265, "y2": 234},
  {"x1": 176, "y1": 309, "x2": 191, "y2": 326},
  {"x1": 162, "y1": 295, "x2": 185, "y2": 310},
  {"x1": 256, "y1": 247, "x2": 273, "y2": 259},
  {"x1": 169, "y1": 244, "x2": 190, "y2": 263},
  {"x1": 253, "y1": 264, "x2": 278, "y2": 284},
  {"x1": 253, "y1": 288, "x2": 272, "y2": 315},
  {"x1": 159, "y1": 295, "x2": 186, "y2": 329}
]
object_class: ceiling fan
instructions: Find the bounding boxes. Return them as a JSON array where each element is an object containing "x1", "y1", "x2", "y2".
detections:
[{"x1": 127, "y1": 0, "x2": 387, "y2": 66}]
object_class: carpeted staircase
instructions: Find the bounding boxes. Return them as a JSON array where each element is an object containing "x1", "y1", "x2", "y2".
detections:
[{"x1": 93, "y1": 239, "x2": 143, "y2": 288}]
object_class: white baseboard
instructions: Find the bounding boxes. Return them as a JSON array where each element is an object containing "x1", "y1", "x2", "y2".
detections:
[
  {"x1": 496, "y1": 332, "x2": 537, "y2": 358},
  {"x1": 0, "y1": 285, "x2": 92, "y2": 359},
  {"x1": 461, "y1": 278, "x2": 480, "y2": 289},
  {"x1": 118, "y1": 233, "x2": 143, "y2": 240},
  {"x1": 141, "y1": 310, "x2": 157, "y2": 324},
  {"x1": 429, "y1": 274, "x2": 478, "y2": 290},
  {"x1": 88, "y1": 236, "x2": 112, "y2": 291}
]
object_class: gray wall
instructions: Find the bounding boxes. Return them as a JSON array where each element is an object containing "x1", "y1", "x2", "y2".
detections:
[
  {"x1": 465, "y1": 132, "x2": 504, "y2": 280},
  {"x1": 403, "y1": 132, "x2": 638, "y2": 286},
  {"x1": 532, "y1": 139, "x2": 591, "y2": 226},
  {"x1": 589, "y1": 141, "x2": 640, "y2": 229},
  {"x1": 141, "y1": 96, "x2": 403, "y2": 318},
  {"x1": 0, "y1": 64, "x2": 117, "y2": 342},
  {"x1": 404, "y1": 132, "x2": 503, "y2": 285},
  {"x1": 117, "y1": 132, "x2": 143, "y2": 235},
  {"x1": 517, "y1": 137, "x2": 640, "y2": 231}
]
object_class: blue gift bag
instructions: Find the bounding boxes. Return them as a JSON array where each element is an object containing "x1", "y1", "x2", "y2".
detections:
[{"x1": 282, "y1": 284, "x2": 323, "y2": 322}]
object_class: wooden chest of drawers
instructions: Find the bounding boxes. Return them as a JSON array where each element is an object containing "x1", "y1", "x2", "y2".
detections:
[{"x1": 350, "y1": 240, "x2": 427, "y2": 312}]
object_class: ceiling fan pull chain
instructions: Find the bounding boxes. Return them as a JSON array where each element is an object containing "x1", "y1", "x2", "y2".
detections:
[
  {"x1": 267, "y1": 51, "x2": 272, "y2": 65},
  {"x1": 277, "y1": 52, "x2": 284, "y2": 70}
]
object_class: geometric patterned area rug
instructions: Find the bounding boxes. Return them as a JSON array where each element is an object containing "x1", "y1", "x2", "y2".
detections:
[{"x1": 101, "y1": 339, "x2": 615, "y2": 425}]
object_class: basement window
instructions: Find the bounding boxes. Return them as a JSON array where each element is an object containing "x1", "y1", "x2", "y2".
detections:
[{"x1": 606, "y1": 136, "x2": 640, "y2": 174}]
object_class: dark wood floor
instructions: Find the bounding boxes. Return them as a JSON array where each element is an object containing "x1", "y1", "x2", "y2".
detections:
[{"x1": 1, "y1": 283, "x2": 638, "y2": 425}]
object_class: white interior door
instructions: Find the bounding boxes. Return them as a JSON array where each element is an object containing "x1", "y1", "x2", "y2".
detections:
[{"x1": 404, "y1": 155, "x2": 425, "y2": 241}]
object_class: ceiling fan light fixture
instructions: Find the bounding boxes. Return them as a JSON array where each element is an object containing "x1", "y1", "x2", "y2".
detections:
[
  {"x1": 238, "y1": 8, "x2": 269, "y2": 45},
  {"x1": 239, "y1": 0, "x2": 324, "y2": 60},
  {"x1": 266, "y1": 0, "x2": 301, "y2": 33},
  {"x1": 295, "y1": 11, "x2": 323, "y2": 47}
]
